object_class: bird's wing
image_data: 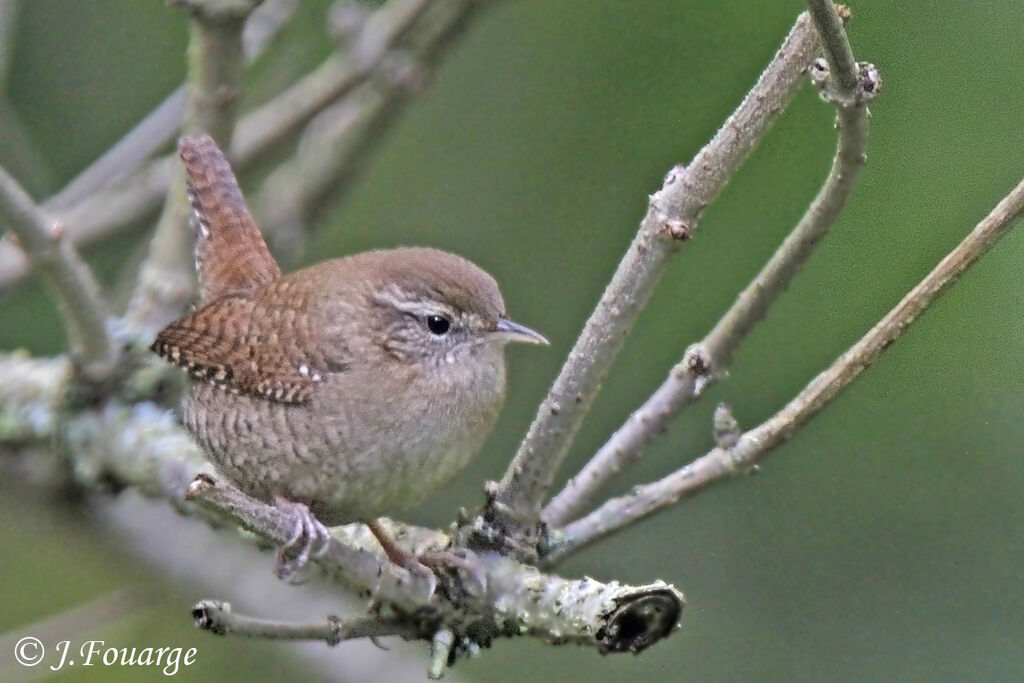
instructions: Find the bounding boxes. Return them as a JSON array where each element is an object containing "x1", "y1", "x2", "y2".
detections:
[
  {"x1": 150, "y1": 294, "x2": 332, "y2": 404},
  {"x1": 179, "y1": 135, "x2": 282, "y2": 304}
]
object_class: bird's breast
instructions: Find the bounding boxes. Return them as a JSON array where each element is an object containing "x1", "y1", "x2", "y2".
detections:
[{"x1": 182, "y1": 352, "x2": 507, "y2": 523}]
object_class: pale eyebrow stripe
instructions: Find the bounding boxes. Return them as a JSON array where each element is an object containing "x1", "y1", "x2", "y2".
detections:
[{"x1": 372, "y1": 287, "x2": 457, "y2": 319}]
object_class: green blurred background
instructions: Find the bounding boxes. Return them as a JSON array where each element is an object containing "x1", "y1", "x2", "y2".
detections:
[{"x1": 2, "y1": 0, "x2": 1024, "y2": 681}]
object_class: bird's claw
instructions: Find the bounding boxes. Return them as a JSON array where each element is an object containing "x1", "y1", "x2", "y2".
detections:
[
  {"x1": 365, "y1": 519, "x2": 485, "y2": 596},
  {"x1": 403, "y1": 558, "x2": 439, "y2": 598},
  {"x1": 274, "y1": 499, "x2": 331, "y2": 584},
  {"x1": 419, "y1": 548, "x2": 488, "y2": 596}
]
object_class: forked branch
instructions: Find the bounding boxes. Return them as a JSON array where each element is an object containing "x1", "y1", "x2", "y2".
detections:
[
  {"x1": 544, "y1": 1, "x2": 880, "y2": 527},
  {"x1": 0, "y1": 167, "x2": 115, "y2": 376},
  {"x1": 545, "y1": 176, "x2": 1024, "y2": 563},
  {"x1": 488, "y1": 7, "x2": 828, "y2": 544}
]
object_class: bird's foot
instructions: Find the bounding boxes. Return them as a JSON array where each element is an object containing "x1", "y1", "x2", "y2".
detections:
[
  {"x1": 365, "y1": 519, "x2": 487, "y2": 597},
  {"x1": 274, "y1": 498, "x2": 331, "y2": 584},
  {"x1": 419, "y1": 547, "x2": 488, "y2": 596}
]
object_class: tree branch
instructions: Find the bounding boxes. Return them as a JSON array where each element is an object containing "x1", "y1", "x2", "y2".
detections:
[
  {"x1": 124, "y1": 0, "x2": 257, "y2": 335},
  {"x1": 428, "y1": 629, "x2": 455, "y2": 680},
  {"x1": 252, "y1": 0, "x2": 484, "y2": 259},
  {"x1": 185, "y1": 474, "x2": 684, "y2": 659},
  {"x1": 485, "y1": 10, "x2": 825, "y2": 547},
  {"x1": 544, "y1": 3, "x2": 879, "y2": 527},
  {"x1": 0, "y1": 157, "x2": 173, "y2": 290},
  {"x1": 0, "y1": 0, "x2": 492, "y2": 293},
  {"x1": 0, "y1": 353, "x2": 68, "y2": 443},
  {"x1": 43, "y1": 0, "x2": 298, "y2": 214},
  {"x1": 0, "y1": 358, "x2": 684, "y2": 668},
  {"x1": 0, "y1": 167, "x2": 115, "y2": 376},
  {"x1": 192, "y1": 599, "x2": 418, "y2": 643},
  {"x1": 185, "y1": 475, "x2": 440, "y2": 607},
  {"x1": 806, "y1": 0, "x2": 857, "y2": 90},
  {"x1": 236, "y1": 0, "x2": 435, "y2": 170},
  {"x1": 544, "y1": 175, "x2": 1024, "y2": 563}
]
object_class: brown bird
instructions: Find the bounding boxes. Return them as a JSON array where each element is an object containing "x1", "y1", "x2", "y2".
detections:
[{"x1": 152, "y1": 135, "x2": 546, "y2": 583}]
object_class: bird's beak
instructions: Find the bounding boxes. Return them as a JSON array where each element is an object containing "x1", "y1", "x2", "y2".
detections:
[{"x1": 493, "y1": 317, "x2": 549, "y2": 345}]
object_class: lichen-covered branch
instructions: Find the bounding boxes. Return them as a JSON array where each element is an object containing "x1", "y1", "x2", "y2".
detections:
[
  {"x1": 428, "y1": 629, "x2": 454, "y2": 680},
  {"x1": 544, "y1": 3, "x2": 879, "y2": 527},
  {"x1": 0, "y1": 357, "x2": 684, "y2": 668},
  {"x1": 486, "y1": 10, "x2": 825, "y2": 545},
  {"x1": 186, "y1": 474, "x2": 684, "y2": 663},
  {"x1": 0, "y1": 353, "x2": 68, "y2": 443},
  {"x1": 0, "y1": 167, "x2": 115, "y2": 376},
  {"x1": 186, "y1": 475, "x2": 440, "y2": 608},
  {"x1": 544, "y1": 176, "x2": 1024, "y2": 563}
]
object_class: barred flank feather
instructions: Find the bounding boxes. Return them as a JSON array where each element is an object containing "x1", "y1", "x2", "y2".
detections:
[{"x1": 150, "y1": 294, "x2": 320, "y2": 404}]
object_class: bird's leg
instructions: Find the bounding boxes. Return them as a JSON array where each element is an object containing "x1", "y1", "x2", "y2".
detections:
[
  {"x1": 274, "y1": 497, "x2": 331, "y2": 583},
  {"x1": 365, "y1": 519, "x2": 487, "y2": 595},
  {"x1": 365, "y1": 519, "x2": 436, "y2": 595}
]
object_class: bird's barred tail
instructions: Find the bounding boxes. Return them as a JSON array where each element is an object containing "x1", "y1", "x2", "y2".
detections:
[{"x1": 179, "y1": 135, "x2": 281, "y2": 303}]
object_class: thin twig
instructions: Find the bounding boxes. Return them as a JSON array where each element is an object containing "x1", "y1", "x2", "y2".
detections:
[
  {"x1": 225, "y1": 0, "x2": 434, "y2": 169},
  {"x1": 0, "y1": 166, "x2": 115, "y2": 375},
  {"x1": 125, "y1": 0, "x2": 257, "y2": 335},
  {"x1": 253, "y1": 0, "x2": 483, "y2": 259},
  {"x1": 544, "y1": 4, "x2": 877, "y2": 527},
  {"x1": 43, "y1": 0, "x2": 298, "y2": 213},
  {"x1": 806, "y1": 0, "x2": 857, "y2": 89},
  {"x1": 0, "y1": 1, "x2": 55, "y2": 194},
  {"x1": 428, "y1": 629, "x2": 454, "y2": 679},
  {"x1": 486, "y1": 11, "x2": 825, "y2": 544},
  {"x1": 545, "y1": 176, "x2": 1024, "y2": 563},
  {"x1": 254, "y1": 84, "x2": 391, "y2": 258},
  {"x1": 0, "y1": 159, "x2": 173, "y2": 285},
  {"x1": 0, "y1": 102, "x2": 55, "y2": 197},
  {"x1": 241, "y1": 0, "x2": 299, "y2": 59},
  {"x1": 192, "y1": 600, "x2": 418, "y2": 643},
  {"x1": 44, "y1": 90, "x2": 188, "y2": 213}
]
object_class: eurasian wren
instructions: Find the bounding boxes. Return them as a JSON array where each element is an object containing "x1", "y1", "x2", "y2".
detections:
[{"x1": 151, "y1": 136, "x2": 545, "y2": 579}]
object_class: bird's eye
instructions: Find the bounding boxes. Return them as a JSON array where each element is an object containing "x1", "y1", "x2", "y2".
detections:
[{"x1": 426, "y1": 314, "x2": 451, "y2": 335}]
